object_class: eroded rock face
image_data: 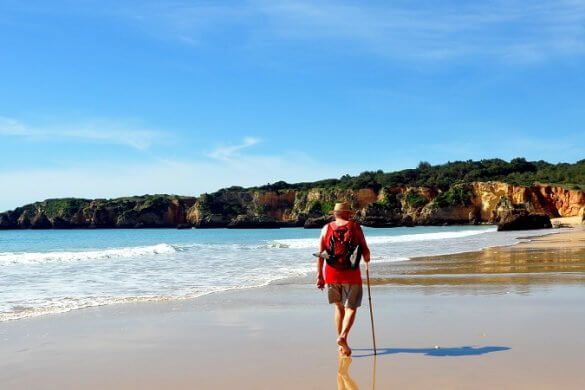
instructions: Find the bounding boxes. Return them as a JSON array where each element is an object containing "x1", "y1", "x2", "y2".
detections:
[
  {"x1": 494, "y1": 197, "x2": 552, "y2": 231},
  {"x1": 0, "y1": 211, "x2": 18, "y2": 228},
  {"x1": 472, "y1": 182, "x2": 585, "y2": 221},
  {"x1": 355, "y1": 202, "x2": 401, "y2": 227},
  {"x1": 304, "y1": 216, "x2": 333, "y2": 228},
  {"x1": 30, "y1": 213, "x2": 52, "y2": 229},
  {"x1": 415, "y1": 206, "x2": 477, "y2": 225},
  {"x1": 472, "y1": 182, "x2": 521, "y2": 222},
  {"x1": 17, "y1": 210, "x2": 32, "y2": 228},
  {"x1": 0, "y1": 182, "x2": 583, "y2": 229},
  {"x1": 533, "y1": 186, "x2": 585, "y2": 216},
  {"x1": 227, "y1": 214, "x2": 280, "y2": 228},
  {"x1": 0, "y1": 196, "x2": 197, "y2": 229}
]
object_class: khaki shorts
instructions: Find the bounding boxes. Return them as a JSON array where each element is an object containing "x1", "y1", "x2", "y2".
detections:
[{"x1": 327, "y1": 283, "x2": 363, "y2": 309}]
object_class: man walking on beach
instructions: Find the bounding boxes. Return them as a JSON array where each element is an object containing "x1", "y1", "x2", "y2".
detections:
[{"x1": 316, "y1": 202, "x2": 370, "y2": 356}]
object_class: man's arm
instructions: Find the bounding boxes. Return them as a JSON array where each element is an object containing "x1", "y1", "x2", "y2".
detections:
[
  {"x1": 356, "y1": 224, "x2": 371, "y2": 263},
  {"x1": 316, "y1": 225, "x2": 327, "y2": 290}
]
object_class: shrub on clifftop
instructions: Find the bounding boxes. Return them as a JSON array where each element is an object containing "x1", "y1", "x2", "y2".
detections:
[
  {"x1": 432, "y1": 185, "x2": 473, "y2": 208},
  {"x1": 404, "y1": 190, "x2": 428, "y2": 208}
]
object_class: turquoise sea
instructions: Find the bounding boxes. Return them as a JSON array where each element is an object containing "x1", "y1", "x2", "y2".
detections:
[{"x1": 0, "y1": 225, "x2": 558, "y2": 321}]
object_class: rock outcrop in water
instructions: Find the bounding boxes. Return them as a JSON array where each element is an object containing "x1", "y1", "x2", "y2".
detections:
[
  {"x1": 493, "y1": 198, "x2": 552, "y2": 231},
  {"x1": 0, "y1": 182, "x2": 583, "y2": 229},
  {"x1": 497, "y1": 212, "x2": 552, "y2": 231}
]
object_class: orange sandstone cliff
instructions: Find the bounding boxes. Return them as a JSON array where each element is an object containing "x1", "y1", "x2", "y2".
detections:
[{"x1": 1, "y1": 182, "x2": 583, "y2": 229}]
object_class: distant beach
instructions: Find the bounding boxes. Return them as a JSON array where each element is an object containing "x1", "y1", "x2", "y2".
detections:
[{"x1": 1, "y1": 221, "x2": 584, "y2": 388}]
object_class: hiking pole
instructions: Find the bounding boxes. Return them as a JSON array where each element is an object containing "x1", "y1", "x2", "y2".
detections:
[{"x1": 365, "y1": 261, "x2": 377, "y2": 355}]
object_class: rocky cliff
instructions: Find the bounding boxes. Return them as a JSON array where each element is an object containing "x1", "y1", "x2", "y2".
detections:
[
  {"x1": 1, "y1": 182, "x2": 583, "y2": 229},
  {"x1": 0, "y1": 195, "x2": 196, "y2": 229}
]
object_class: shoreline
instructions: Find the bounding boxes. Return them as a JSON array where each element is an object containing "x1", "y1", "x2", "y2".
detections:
[
  {"x1": 0, "y1": 215, "x2": 577, "y2": 230},
  {"x1": 407, "y1": 218, "x2": 585, "y2": 262},
  {"x1": 0, "y1": 224, "x2": 579, "y2": 323}
]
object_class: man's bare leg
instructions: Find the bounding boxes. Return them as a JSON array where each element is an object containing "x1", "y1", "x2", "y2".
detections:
[
  {"x1": 334, "y1": 303, "x2": 345, "y2": 353},
  {"x1": 337, "y1": 307, "x2": 357, "y2": 356},
  {"x1": 334, "y1": 303, "x2": 345, "y2": 336}
]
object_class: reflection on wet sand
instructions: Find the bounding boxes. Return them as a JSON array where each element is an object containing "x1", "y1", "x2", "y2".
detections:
[
  {"x1": 337, "y1": 356, "x2": 360, "y2": 390},
  {"x1": 370, "y1": 245, "x2": 585, "y2": 294},
  {"x1": 371, "y1": 355, "x2": 377, "y2": 390}
]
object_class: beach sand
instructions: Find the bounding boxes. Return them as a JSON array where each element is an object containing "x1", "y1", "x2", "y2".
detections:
[{"x1": 1, "y1": 226, "x2": 585, "y2": 389}]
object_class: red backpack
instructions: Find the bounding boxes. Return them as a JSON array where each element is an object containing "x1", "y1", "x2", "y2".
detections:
[{"x1": 324, "y1": 221, "x2": 362, "y2": 270}]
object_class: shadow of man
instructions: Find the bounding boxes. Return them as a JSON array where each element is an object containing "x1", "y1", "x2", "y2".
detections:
[{"x1": 352, "y1": 345, "x2": 510, "y2": 358}]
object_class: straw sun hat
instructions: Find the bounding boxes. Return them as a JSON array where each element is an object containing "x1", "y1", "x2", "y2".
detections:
[{"x1": 330, "y1": 202, "x2": 356, "y2": 215}]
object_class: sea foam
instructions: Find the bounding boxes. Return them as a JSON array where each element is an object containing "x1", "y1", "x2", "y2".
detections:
[
  {"x1": 268, "y1": 227, "x2": 497, "y2": 249},
  {"x1": 0, "y1": 243, "x2": 176, "y2": 266},
  {"x1": 1, "y1": 225, "x2": 536, "y2": 323}
]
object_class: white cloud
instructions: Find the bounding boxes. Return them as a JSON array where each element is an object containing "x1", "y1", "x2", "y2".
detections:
[
  {"x1": 0, "y1": 116, "x2": 163, "y2": 150},
  {"x1": 207, "y1": 137, "x2": 261, "y2": 160},
  {"x1": 0, "y1": 152, "x2": 348, "y2": 212},
  {"x1": 0, "y1": 117, "x2": 353, "y2": 211},
  {"x1": 0, "y1": 116, "x2": 28, "y2": 135},
  {"x1": 115, "y1": 0, "x2": 585, "y2": 63},
  {"x1": 261, "y1": 0, "x2": 585, "y2": 62}
]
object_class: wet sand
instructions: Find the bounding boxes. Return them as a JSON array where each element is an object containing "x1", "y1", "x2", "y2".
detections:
[
  {"x1": 1, "y1": 226, "x2": 585, "y2": 389},
  {"x1": 516, "y1": 222, "x2": 585, "y2": 249}
]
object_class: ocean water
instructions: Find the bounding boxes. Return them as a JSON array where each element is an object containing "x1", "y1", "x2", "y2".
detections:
[{"x1": 0, "y1": 225, "x2": 559, "y2": 322}]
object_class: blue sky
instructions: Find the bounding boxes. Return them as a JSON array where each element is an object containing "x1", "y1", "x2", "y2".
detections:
[{"x1": 1, "y1": 0, "x2": 585, "y2": 211}]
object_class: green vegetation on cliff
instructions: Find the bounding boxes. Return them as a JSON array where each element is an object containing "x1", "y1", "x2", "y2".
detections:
[
  {"x1": 403, "y1": 190, "x2": 428, "y2": 208},
  {"x1": 12, "y1": 198, "x2": 91, "y2": 218},
  {"x1": 432, "y1": 185, "x2": 473, "y2": 208},
  {"x1": 43, "y1": 198, "x2": 91, "y2": 218},
  {"x1": 245, "y1": 158, "x2": 585, "y2": 193},
  {"x1": 307, "y1": 200, "x2": 334, "y2": 215},
  {"x1": 377, "y1": 193, "x2": 400, "y2": 210}
]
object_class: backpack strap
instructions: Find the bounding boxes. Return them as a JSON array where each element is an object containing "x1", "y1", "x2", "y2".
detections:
[{"x1": 325, "y1": 222, "x2": 334, "y2": 252}]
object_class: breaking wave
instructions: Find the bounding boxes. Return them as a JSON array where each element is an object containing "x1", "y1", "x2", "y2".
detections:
[
  {"x1": 267, "y1": 228, "x2": 497, "y2": 249},
  {"x1": 0, "y1": 243, "x2": 177, "y2": 266},
  {"x1": 0, "y1": 292, "x2": 207, "y2": 322}
]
